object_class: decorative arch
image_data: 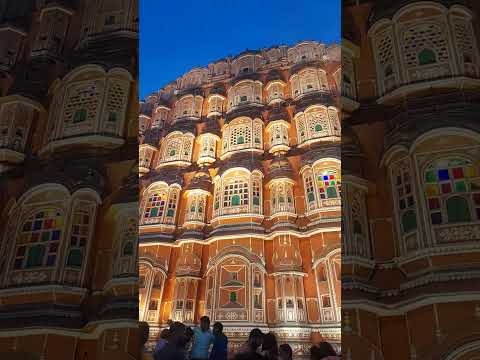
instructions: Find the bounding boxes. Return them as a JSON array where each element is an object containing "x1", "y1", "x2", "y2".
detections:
[
  {"x1": 140, "y1": 182, "x2": 182, "y2": 226},
  {"x1": 221, "y1": 116, "x2": 263, "y2": 158},
  {"x1": 213, "y1": 168, "x2": 264, "y2": 218},
  {"x1": 157, "y1": 131, "x2": 194, "y2": 166},
  {"x1": 295, "y1": 105, "x2": 340, "y2": 146}
]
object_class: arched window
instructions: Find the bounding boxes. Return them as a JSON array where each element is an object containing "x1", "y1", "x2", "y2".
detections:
[
  {"x1": 221, "y1": 117, "x2": 263, "y2": 158},
  {"x1": 270, "y1": 180, "x2": 295, "y2": 215},
  {"x1": 391, "y1": 162, "x2": 418, "y2": 234},
  {"x1": 185, "y1": 193, "x2": 207, "y2": 223},
  {"x1": 302, "y1": 162, "x2": 341, "y2": 213},
  {"x1": 424, "y1": 158, "x2": 479, "y2": 225},
  {"x1": 295, "y1": 106, "x2": 339, "y2": 146},
  {"x1": 14, "y1": 208, "x2": 64, "y2": 270},
  {"x1": 158, "y1": 132, "x2": 194, "y2": 165},
  {"x1": 213, "y1": 169, "x2": 263, "y2": 217},
  {"x1": 141, "y1": 184, "x2": 181, "y2": 225}
]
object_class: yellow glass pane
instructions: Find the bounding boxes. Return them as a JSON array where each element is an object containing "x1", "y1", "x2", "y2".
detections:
[
  {"x1": 426, "y1": 184, "x2": 438, "y2": 196},
  {"x1": 465, "y1": 166, "x2": 476, "y2": 178},
  {"x1": 55, "y1": 218, "x2": 64, "y2": 227}
]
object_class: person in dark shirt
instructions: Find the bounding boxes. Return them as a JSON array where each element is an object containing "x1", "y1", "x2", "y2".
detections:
[
  {"x1": 154, "y1": 321, "x2": 188, "y2": 360},
  {"x1": 209, "y1": 322, "x2": 228, "y2": 360},
  {"x1": 234, "y1": 328, "x2": 264, "y2": 360},
  {"x1": 279, "y1": 344, "x2": 293, "y2": 360},
  {"x1": 260, "y1": 333, "x2": 278, "y2": 360}
]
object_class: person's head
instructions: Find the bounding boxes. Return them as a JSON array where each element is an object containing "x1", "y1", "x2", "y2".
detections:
[
  {"x1": 159, "y1": 328, "x2": 169, "y2": 340},
  {"x1": 168, "y1": 321, "x2": 188, "y2": 348},
  {"x1": 261, "y1": 332, "x2": 278, "y2": 355},
  {"x1": 213, "y1": 322, "x2": 223, "y2": 336},
  {"x1": 248, "y1": 328, "x2": 263, "y2": 351},
  {"x1": 139, "y1": 321, "x2": 150, "y2": 348},
  {"x1": 200, "y1": 315, "x2": 211, "y2": 332},
  {"x1": 279, "y1": 344, "x2": 293, "y2": 360},
  {"x1": 310, "y1": 342, "x2": 337, "y2": 360}
]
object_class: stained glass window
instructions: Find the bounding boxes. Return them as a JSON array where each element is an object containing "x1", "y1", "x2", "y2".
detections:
[
  {"x1": 73, "y1": 109, "x2": 87, "y2": 123},
  {"x1": 15, "y1": 209, "x2": 63, "y2": 270},
  {"x1": 317, "y1": 170, "x2": 341, "y2": 200},
  {"x1": 424, "y1": 158, "x2": 479, "y2": 224},
  {"x1": 144, "y1": 190, "x2": 167, "y2": 222}
]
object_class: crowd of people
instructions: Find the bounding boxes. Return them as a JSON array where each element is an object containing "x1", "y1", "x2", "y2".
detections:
[{"x1": 140, "y1": 317, "x2": 340, "y2": 360}]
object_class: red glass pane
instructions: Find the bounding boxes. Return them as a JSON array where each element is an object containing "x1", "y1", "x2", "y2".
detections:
[
  {"x1": 474, "y1": 193, "x2": 480, "y2": 205},
  {"x1": 16, "y1": 246, "x2": 26, "y2": 256},
  {"x1": 329, "y1": 175, "x2": 334, "y2": 179},
  {"x1": 43, "y1": 219, "x2": 53, "y2": 229},
  {"x1": 441, "y1": 183, "x2": 452, "y2": 194},
  {"x1": 452, "y1": 167, "x2": 464, "y2": 179},
  {"x1": 428, "y1": 198, "x2": 440, "y2": 209},
  {"x1": 31, "y1": 233, "x2": 40, "y2": 242}
]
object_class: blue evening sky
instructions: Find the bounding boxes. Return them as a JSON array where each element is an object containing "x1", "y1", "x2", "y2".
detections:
[{"x1": 140, "y1": 0, "x2": 340, "y2": 100}]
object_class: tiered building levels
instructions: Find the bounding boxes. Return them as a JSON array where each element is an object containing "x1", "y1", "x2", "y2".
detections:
[
  {"x1": 139, "y1": 40, "x2": 341, "y2": 356},
  {"x1": 343, "y1": 1, "x2": 480, "y2": 359},
  {"x1": 0, "y1": 0, "x2": 138, "y2": 358}
]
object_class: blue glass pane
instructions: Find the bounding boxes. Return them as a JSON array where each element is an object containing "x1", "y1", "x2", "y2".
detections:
[
  {"x1": 51, "y1": 230, "x2": 61, "y2": 241},
  {"x1": 438, "y1": 169, "x2": 449, "y2": 181},
  {"x1": 323, "y1": 175, "x2": 329, "y2": 180}
]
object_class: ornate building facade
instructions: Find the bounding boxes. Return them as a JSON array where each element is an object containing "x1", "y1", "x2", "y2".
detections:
[
  {"x1": 0, "y1": 1, "x2": 138, "y2": 359},
  {"x1": 343, "y1": 1, "x2": 480, "y2": 359},
  {"x1": 139, "y1": 41, "x2": 341, "y2": 356}
]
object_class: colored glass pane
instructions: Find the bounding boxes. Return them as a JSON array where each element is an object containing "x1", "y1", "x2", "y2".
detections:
[
  {"x1": 237, "y1": 136, "x2": 244, "y2": 144},
  {"x1": 150, "y1": 207, "x2": 158, "y2": 217},
  {"x1": 17, "y1": 246, "x2": 26, "y2": 256},
  {"x1": 51, "y1": 230, "x2": 61, "y2": 241},
  {"x1": 446, "y1": 197, "x2": 470, "y2": 223},
  {"x1": 231, "y1": 194, "x2": 241, "y2": 206},
  {"x1": 428, "y1": 198, "x2": 440, "y2": 209},
  {"x1": 14, "y1": 259, "x2": 23, "y2": 269},
  {"x1": 425, "y1": 170, "x2": 436, "y2": 183},
  {"x1": 46, "y1": 255, "x2": 56, "y2": 266},
  {"x1": 33, "y1": 221, "x2": 42, "y2": 230},
  {"x1": 253, "y1": 197, "x2": 260, "y2": 205},
  {"x1": 455, "y1": 181, "x2": 467, "y2": 192},
  {"x1": 418, "y1": 48, "x2": 436, "y2": 65},
  {"x1": 465, "y1": 166, "x2": 475, "y2": 177},
  {"x1": 230, "y1": 292, "x2": 237, "y2": 302},
  {"x1": 452, "y1": 167, "x2": 464, "y2": 179},
  {"x1": 441, "y1": 183, "x2": 452, "y2": 194},
  {"x1": 438, "y1": 169, "x2": 449, "y2": 181},
  {"x1": 314, "y1": 124, "x2": 322, "y2": 132},
  {"x1": 41, "y1": 232, "x2": 50, "y2": 242},
  {"x1": 31, "y1": 233, "x2": 40, "y2": 242},
  {"x1": 326, "y1": 187, "x2": 337, "y2": 198},
  {"x1": 166, "y1": 209, "x2": 174, "y2": 217},
  {"x1": 307, "y1": 192, "x2": 315, "y2": 202},
  {"x1": 26, "y1": 245, "x2": 45, "y2": 267},
  {"x1": 402, "y1": 210, "x2": 417, "y2": 233},
  {"x1": 73, "y1": 109, "x2": 87, "y2": 123},
  {"x1": 67, "y1": 249, "x2": 83, "y2": 267}
]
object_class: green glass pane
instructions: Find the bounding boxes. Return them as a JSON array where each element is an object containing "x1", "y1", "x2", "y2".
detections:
[
  {"x1": 455, "y1": 181, "x2": 467, "y2": 192},
  {"x1": 167, "y1": 209, "x2": 174, "y2": 217},
  {"x1": 426, "y1": 170, "x2": 436, "y2": 183},
  {"x1": 73, "y1": 109, "x2": 87, "y2": 123},
  {"x1": 150, "y1": 207, "x2": 158, "y2": 217},
  {"x1": 307, "y1": 192, "x2": 315, "y2": 202},
  {"x1": 446, "y1": 196, "x2": 471, "y2": 223},
  {"x1": 67, "y1": 249, "x2": 83, "y2": 267},
  {"x1": 419, "y1": 49, "x2": 436, "y2": 65},
  {"x1": 237, "y1": 136, "x2": 244, "y2": 144},
  {"x1": 254, "y1": 137, "x2": 260, "y2": 144},
  {"x1": 230, "y1": 292, "x2": 237, "y2": 302},
  {"x1": 326, "y1": 187, "x2": 337, "y2": 198},
  {"x1": 214, "y1": 202, "x2": 219, "y2": 210},
  {"x1": 26, "y1": 245, "x2": 45, "y2": 267},
  {"x1": 315, "y1": 124, "x2": 322, "y2": 132},
  {"x1": 169, "y1": 149, "x2": 176, "y2": 156},
  {"x1": 191, "y1": 205, "x2": 196, "y2": 212},
  {"x1": 402, "y1": 210, "x2": 417, "y2": 233},
  {"x1": 231, "y1": 195, "x2": 241, "y2": 206}
]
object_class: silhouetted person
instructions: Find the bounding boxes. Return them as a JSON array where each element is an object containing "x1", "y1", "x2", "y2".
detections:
[
  {"x1": 310, "y1": 342, "x2": 339, "y2": 360},
  {"x1": 260, "y1": 332, "x2": 278, "y2": 360},
  {"x1": 154, "y1": 328, "x2": 170, "y2": 355},
  {"x1": 154, "y1": 322, "x2": 188, "y2": 360},
  {"x1": 279, "y1": 344, "x2": 293, "y2": 360},
  {"x1": 191, "y1": 316, "x2": 214, "y2": 360},
  {"x1": 234, "y1": 328, "x2": 264, "y2": 360},
  {"x1": 209, "y1": 322, "x2": 228, "y2": 360}
]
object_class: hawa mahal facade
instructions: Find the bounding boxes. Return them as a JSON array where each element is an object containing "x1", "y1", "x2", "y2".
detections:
[
  {"x1": 343, "y1": 0, "x2": 480, "y2": 359},
  {"x1": 139, "y1": 40, "x2": 341, "y2": 355}
]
